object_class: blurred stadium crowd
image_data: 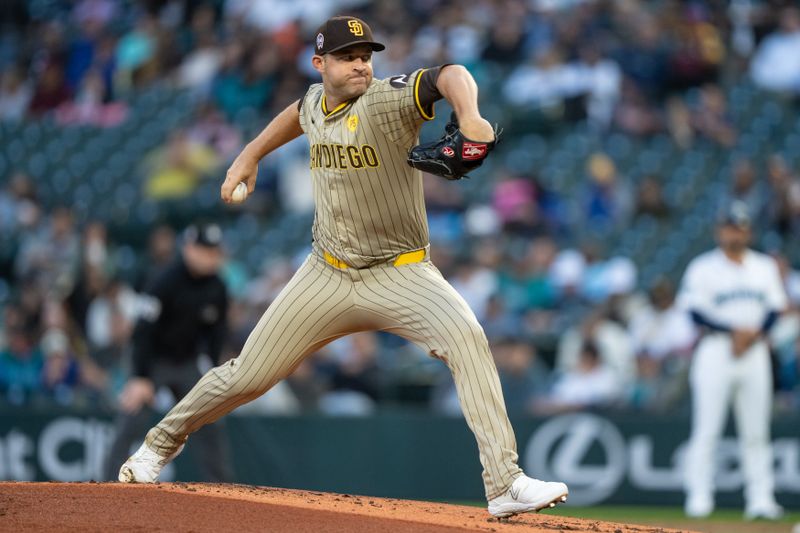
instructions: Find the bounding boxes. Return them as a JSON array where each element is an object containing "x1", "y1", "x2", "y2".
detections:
[{"x1": 1, "y1": 0, "x2": 800, "y2": 417}]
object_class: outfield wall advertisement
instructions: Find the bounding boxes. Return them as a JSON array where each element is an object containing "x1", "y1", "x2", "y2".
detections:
[{"x1": 0, "y1": 410, "x2": 797, "y2": 507}]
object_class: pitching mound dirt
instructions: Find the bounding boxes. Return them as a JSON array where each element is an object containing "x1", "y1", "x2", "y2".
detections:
[{"x1": 0, "y1": 482, "x2": 695, "y2": 532}]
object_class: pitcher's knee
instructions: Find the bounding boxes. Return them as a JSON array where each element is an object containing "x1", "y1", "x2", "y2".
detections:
[
  {"x1": 433, "y1": 319, "x2": 491, "y2": 363},
  {"x1": 208, "y1": 359, "x2": 261, "y2": 397},
  {"x1": 465, "y1": 319, "x2": 490, "y2": 350}
]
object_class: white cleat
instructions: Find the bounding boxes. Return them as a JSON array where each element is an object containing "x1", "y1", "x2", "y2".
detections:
[
  {"x1": 745, "y1": 503, "x2": 784, "y2": 521},
  {"x1": 488, "y1": 475, "x2": 569, "y2": 518},
  {"x1": 684, "y1": 496, "x2": 713, "y2": 518},
  {"x1": 118, "y1": 442, "x2": 184, "y2": 483}
]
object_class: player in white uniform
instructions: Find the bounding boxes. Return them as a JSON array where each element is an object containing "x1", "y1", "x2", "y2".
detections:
[{"x1": 678, "y1": 201, "x2": 786, "y2": 519}]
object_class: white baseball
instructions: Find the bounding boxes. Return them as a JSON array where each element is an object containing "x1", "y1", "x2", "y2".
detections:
[{"x1": 231, "y1": 182, "x2": 248, "y2": 203}]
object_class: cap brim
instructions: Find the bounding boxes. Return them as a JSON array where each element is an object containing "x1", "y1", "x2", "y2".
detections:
[
  {"x1": 325, "y1": 41, "x2": 385, "y2": 54},
  {"x1": 719, "y1": 219, "x2": 751, "y2": 229}
]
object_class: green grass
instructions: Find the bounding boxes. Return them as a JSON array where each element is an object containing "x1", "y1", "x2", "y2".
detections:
[
  {"x1": 451, "y1": 502, "x2": 800, "y2": 525},
  {"x1": 543, "y1": 505, "x2": 799, "y2": 524}
]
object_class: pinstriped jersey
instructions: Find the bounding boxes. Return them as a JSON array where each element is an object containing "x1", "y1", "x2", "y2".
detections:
[{"x1": 298, "y1": 68, "x2": 435, "y2": 268}]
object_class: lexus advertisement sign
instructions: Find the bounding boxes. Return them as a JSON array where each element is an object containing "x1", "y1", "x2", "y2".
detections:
[
  {"x1": 522, "y1": 413, "x2": 800, "y2": 507},
  {"x1": 0, "y1": 410, "x2": 798, "y2": 506}
]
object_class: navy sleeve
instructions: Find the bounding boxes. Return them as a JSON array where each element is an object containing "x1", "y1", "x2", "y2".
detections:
[
  {"x1": 761, "y1": 310, "x2": 779, "y2": 334},
  {"x1": 690, "y1": 310, "x2": 732, "y2": 333}
]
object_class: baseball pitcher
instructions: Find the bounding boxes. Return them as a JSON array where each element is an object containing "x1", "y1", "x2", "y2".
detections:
[{"x1": 118, "y1": 16, "x2": 568, "y2": 517}]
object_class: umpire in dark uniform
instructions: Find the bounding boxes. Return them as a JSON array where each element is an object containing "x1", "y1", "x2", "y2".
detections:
[{"x1": 105, "y1": 223, "x2": 233, "y2": 481}]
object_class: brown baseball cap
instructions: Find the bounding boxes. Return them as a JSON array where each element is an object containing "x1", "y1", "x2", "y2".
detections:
[{"x1": 314, "y1": 16, "x2": 385, "y2": 55}]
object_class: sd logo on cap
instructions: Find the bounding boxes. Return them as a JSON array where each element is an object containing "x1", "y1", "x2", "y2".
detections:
[{"x1": 314, "y1": 16, "x2": 385, "y2": 55}]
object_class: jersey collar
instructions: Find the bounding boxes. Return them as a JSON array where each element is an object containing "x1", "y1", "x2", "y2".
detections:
[
  {"x1": 716, "y1": 247, "x2": 751, "y2": 266},
  {"x1": 321, "y1": 94, "x2": 354, "y2": 119}
]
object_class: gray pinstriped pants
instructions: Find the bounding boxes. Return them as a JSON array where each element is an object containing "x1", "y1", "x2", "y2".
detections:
[{"x1": 145, "y1": 251, "x2": 522, "y2": 499}]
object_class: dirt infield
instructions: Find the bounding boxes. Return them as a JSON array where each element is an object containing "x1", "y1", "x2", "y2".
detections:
[{"x1": 0, "y1": 482, "x2": 695, "y2": 532}]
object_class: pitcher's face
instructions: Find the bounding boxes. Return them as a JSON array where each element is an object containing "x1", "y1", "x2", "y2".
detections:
[{"x1": 314, "y1": 44, "x2": 374, "y2": 102}]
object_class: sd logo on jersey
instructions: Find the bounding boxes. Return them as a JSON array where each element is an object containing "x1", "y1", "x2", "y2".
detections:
[{"x1": 347, "y1": 115, "x2": 358, "y2": 132}]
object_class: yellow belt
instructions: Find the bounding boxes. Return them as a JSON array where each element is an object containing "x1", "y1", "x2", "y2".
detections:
[{"x1": 323, "y1": 249, "x2": 425, "y2": 269}]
